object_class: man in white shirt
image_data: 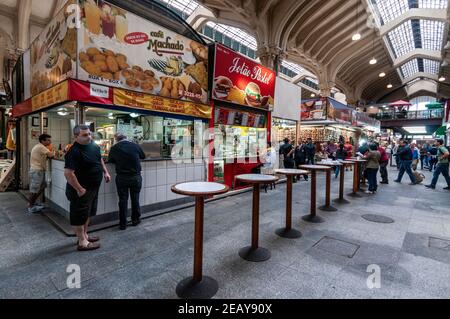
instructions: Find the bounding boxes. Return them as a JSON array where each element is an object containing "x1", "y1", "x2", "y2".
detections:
[{"x1": 28, "y1": 134, "x2": 54, "y2": 213}]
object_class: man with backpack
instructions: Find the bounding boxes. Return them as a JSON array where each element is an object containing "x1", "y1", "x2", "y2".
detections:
[{"x1": 425, "y1": 139, "x2": 450, "y2": 190}]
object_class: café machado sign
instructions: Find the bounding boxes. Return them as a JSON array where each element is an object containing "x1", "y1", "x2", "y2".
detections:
[{"x1": 212, "y1": 44, "x2": 276, "y2": 110}]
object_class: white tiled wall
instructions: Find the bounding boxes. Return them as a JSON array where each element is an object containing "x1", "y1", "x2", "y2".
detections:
[{"x1": 46, "y1": 159, "x2": 207, "y2": 216}]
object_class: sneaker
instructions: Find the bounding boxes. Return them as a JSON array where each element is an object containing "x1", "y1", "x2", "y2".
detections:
[
  {"x1": 424, "y1": 185, "x2": 435, "y2": 189},
  {"x1": 27, "y1": 205, "x2": 43, "y2": 214},
  {"x1": 364, "y1": 190, "x2": 373, "y2": 194},
  {"x1": 394, "y1": 180, "x2": 401, "y2": 183},
  {"x1": 119, "y1": 225, "x2": 127, "y2": 231},
  {"x1": 408, "y1": 182, "x2": 416, "y2": 185},
  {"x1": 380, "y1": 181, "x2": 389, "y2": 184},
  {"x1": 443, "y1": 186, "x2": 450, "y2": 190}
]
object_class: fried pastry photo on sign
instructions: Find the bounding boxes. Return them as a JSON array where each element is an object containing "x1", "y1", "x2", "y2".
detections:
[
  {"x1": 227, "y1": 86, "x2": 246, "y2": 105},
  {"x1": 190, "y1": 41, "x2": 208, "y2": 62},
  {"x1": 61, "y1": 28, "x2": 77, "y2": 60},
  {"x1": 185, "y1": 62, "x2": 208, "y2": 90}
]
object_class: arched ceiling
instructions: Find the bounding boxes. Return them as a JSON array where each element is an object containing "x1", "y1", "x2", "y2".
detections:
[
  {"x1": 0, "y1": 0, "x2": 449, "y2": 104},
  {"x1": 196, "y1": 0, "x2": 450, "y2": 104}
]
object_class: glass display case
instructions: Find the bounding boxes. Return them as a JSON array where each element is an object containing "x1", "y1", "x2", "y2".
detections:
[{"x1": 213, "y1": 124, "x2": 267, "y2": 183}]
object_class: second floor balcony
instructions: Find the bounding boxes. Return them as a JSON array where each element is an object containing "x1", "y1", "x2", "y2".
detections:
[{"x1": 374, "y1": 109, "x2": 444, "y2": 121}]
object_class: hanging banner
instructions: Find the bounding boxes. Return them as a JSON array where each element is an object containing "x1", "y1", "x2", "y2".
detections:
[
  {"x1": 113, "y1": 89, "x2": 212, "y2": 119},
  {"x1": 77, "y1": 0, "x2": 208, "y2": 104},
  {"x1": 29, "y1": 0, "x2": 77, "y2": 97},
  {"x1": 301, "y1": 99, "x2": 327, "y2": 121},
  {"x1": 212, "y1": 44, "x2": 275, "y2": 110},
  {"x1": 31, "y1": 80, "x2": 69, "y2": 112}
]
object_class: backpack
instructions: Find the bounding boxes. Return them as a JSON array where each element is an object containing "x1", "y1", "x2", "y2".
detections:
[{"x1": 413, "y1": 171, "x2": 425, "y2": 184}]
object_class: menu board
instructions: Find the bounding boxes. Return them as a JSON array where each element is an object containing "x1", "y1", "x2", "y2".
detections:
[
  {"x1": 212, "y1": 44, "x2": 275, "y2": 110},
  {"x1": 214, "y1": 107, "x2": 265, "y2": 128},
  {"x1": 301, "y1": 99, "x2": 327, "y2": 121},
  {"x1": 29, "y1": 0, "x2": 77, "y2": 97},
  {"x1": 77, "y1": 0, "x2": 209, "y2": 104}
]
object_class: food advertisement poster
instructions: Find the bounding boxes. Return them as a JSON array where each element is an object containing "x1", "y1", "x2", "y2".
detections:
[
  {"x1": 114, "y1": 89, "x2": 212, "y2": 119},
  {"x1": 301, "y1": 99, "x2": 327, "y2": 121},
  {"x1": 29, "y1": 0, "x2": 77, "y2": 97},
  {"x1": 77, "y1": 0, "x2": 209, "y2": 104},
  {"x1": 213, "y1": 44, "x2": 275, "y2": 110},
  {"x1": 214, "y1": 107, "x2": 266, "y2": 128},
  {"x1": 327, "y1": 102, "x2": 353, "y2": 125}
]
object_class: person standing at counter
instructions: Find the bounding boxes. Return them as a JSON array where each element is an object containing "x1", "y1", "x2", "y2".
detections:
[
  {"x1": 28, "y1": 134, "x2": 54, "y2": 214},
  {"x1": 305, "y1": 138, "x2": 316, "y2": 164},
  {"x1": 108, "y1": 132, "x2": 146, "y2": 230},
  {"x1": 64, "y1": 125, "x2": 111, "y2": 251}
]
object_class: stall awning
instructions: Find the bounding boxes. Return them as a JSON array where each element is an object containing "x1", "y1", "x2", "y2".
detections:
[
  {"x1": 389, "y1": 100, "x2": 411, "y2": 107},
  {"x1": 434, "y1": 126, "x2": 447, "y2": 136}
]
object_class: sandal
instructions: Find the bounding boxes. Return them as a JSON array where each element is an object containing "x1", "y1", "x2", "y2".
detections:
[
  {"x1": 75, "y1": 236, "x2": 100, "y2": 246},
  {"x1": 77, "y1": 242, "x2": 100, "y2": 251}
]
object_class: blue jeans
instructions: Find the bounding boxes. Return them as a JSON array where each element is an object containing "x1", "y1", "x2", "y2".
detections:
[
  {"x1": 366, "y1": 168, "x2": 378, "y2": 192},
  {"x1": 430, "y1": 163, "x2": 450, "y2": 187},
  {"x1": 335, "y1": 165, "x2": 340, "y2": 178},
  {"x1": 396, "y1": 160, "x2": 416, "y2": 183}
]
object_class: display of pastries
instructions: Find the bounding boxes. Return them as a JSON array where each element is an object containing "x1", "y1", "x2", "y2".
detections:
[{"x1": 185, "y1": 62, "x2": 208, "y2": 91}]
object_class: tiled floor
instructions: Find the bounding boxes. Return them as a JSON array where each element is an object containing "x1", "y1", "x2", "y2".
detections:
[{"x1": 0, "y1": 166, "x2": 449, "y2": 299}]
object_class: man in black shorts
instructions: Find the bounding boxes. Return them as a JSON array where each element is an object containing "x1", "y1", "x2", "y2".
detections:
[{"x1": 64, "y1": 124, "x2": 111, "y2": 251}]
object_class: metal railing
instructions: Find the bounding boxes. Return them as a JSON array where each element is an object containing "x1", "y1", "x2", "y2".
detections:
[{"x1": 375, "y1": 109, "x2": 444, "y2": 121}]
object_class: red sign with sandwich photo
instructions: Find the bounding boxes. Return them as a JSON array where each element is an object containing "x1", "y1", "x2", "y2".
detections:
[{"x1": 212, "y1": 44, "x2": 276, "y2": 110}]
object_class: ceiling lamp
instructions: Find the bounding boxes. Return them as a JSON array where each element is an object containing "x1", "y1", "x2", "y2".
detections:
[
  {"x1": 130, "y1": 113, "x2": 139, "y2": 118},
  {"x1": 369, "y1": 58, "x2": 377, "y2": 65},
  {"x1": 352, "y1": 5, "x2": 361, "y2": 41},
  {"x1": 379, "y1": 72, "x2": 386, "y2": 77},
  {"x1": 439, "y1": 76, "x2": 446, "y2": 82},
  {"x1": 311, "y1": 93, "x2": 316, "y2": 97},
  {"x1": 352, "y1": 33, "x2": 361, "y2": 41},
  {"x1": 387, "y1": 84, "x2": 393, "y2": 88},
  {"x1": 57, "y1": 108, "x2": 68, "y2": 116}
]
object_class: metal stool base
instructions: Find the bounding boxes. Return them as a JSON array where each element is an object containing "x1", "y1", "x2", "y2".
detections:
[
  {"x1": 301, "y1": 214, "x2": 325, "y2": 223},
  {"x1": 176, "y1": 276, "x2": 218, "y2": 299},
  {"x1": 333, "y1": 198, "x2": 351, "y2": 204},
  {"x1": 239, "y1": 246, "x2": 271, "y2": 262},
  {"x1": 318, "y1": 205, "x2": 338, "y2": 212},
  {"x1": 275, "y1": 227, "x2": 302, "y2": 239}
]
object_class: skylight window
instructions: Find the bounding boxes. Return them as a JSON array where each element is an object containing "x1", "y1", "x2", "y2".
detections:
[
  {"x1": 206, "y1": 22, "x2": 257, "y2": 50},
  {"x1": 160, "y1": 0, "x2": 200, "y2": 16},
  {"x1": 400, "y1": 59, "x2": 419, "y2": 79},
  {"x1": 420, "y1": 20, "x2": 445, "y2": 51},
  {"x1": 387, "y1": 21, "x2": 415, "y2": 58},
  {"x1": 422, "y1": 59, "x2": 440, "y2": 74},
  {"x1": 281, "y1": 60, "x2": 305, "y2": 75},
  {"x1": 372, "y1": 0, "x2": 409, "y2": 25},
  {"x1": 418, "y1": 0, "x2": 448, "y2": 9}
]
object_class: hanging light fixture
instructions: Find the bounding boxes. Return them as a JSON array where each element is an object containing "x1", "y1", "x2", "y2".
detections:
[
  {"x1": 379, "y1": 72, "x2": 386, "y2": 77},
  {"x1": 311, "y1": 93, "x2": 316, "y2": 97},
  {"x1": 439, "y1": 76, "x2": 446, "y2": 82},
  {"x1": 387, "y1": 84, "x2": 393, "y2": 89},
  {"x1": 352, "y1": 3, "x2": 361, "y2": 41},
  {"x1": 369, "y1": 37, "x2": 377, "y2": 65}
]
